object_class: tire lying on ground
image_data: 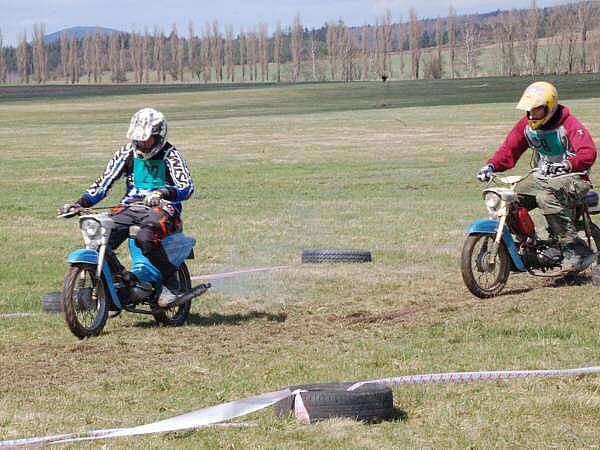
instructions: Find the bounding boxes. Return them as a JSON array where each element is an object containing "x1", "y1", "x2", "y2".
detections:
[
  {"x1": 273, "y1": 382, "x2": 394, "y2": 423},
  {"x1": 42, "y1": 291, "x2": 63, "y2": 313},
  {"x1": 301, "y1": 249, "x2": 372, "y2": 263}
]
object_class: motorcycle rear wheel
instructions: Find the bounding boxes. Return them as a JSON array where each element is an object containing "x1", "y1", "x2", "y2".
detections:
[
  {"x1": 152, "y1": 262, "x2": 192, "y2": 326},
  {"x1": 62, "y1": 264, "x2": 109, "y2": 339},
  {"x1": 461, "y1": 234, "x2": 510, "y2": 298}
]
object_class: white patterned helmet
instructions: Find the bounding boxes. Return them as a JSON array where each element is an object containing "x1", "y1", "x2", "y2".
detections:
[{"x1": 126, "y1": 107, "x2": 167, "y2": 159}]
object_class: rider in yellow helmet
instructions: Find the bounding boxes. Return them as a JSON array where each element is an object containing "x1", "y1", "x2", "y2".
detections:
[{"x1": 478, "y1": 81, "x2": 598, "y2": 273}]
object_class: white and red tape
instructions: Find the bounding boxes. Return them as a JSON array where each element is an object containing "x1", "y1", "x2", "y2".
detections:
[{"x1": 1, "y1": 365, "x2": 598, "y2": 448}]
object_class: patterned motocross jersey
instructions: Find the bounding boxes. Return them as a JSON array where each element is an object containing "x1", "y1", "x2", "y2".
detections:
[{"x1": 79, "y1": 142, "x2": 194, "y2": 210}]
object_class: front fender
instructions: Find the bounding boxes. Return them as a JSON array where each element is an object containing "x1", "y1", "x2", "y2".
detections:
[
  {"x1": 66, "y1": 249, "x2": 122, "y2": 308},
  {"x1": 466, "y1": 219, "x2": 526, "y2": 272}
]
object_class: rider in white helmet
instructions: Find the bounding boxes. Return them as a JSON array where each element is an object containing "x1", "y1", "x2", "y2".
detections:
[{"x1": 59, "y1": 107, "x2": 194, "y2": 307}]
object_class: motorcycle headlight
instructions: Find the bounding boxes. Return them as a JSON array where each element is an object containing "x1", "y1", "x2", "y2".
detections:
[
  {"x1": 484, "y1": 192, "x2": 501, "y2": 209},
  {"x1": 80, "y1": 218, "x2": 102, "y2": 245}
]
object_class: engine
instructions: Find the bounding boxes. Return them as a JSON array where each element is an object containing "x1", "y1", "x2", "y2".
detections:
[{"x1": 522, "y1": 243, "x2": 562, "y2": 269}]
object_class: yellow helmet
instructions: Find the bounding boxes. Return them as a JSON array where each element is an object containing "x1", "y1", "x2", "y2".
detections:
[{"x1": 515, "y1": 81, "x2": 559, "y2": 130}]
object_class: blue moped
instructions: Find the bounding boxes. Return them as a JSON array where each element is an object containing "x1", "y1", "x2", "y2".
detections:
[{"x1": 59, "y1": 204, "x2": 210, "y2": 338}]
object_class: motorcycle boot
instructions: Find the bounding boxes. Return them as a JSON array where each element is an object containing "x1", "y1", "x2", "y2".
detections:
[
  {"x1": 158, "y1": 273, "x2": 181, "y2": 308},
  {"x1": 545, "y1": 213, "x2": 596, "y2": 273}
]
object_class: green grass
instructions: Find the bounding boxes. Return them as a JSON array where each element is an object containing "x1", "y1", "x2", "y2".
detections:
[{"x1": 1, "y1": 75, "x2": 599, "y2": 448}]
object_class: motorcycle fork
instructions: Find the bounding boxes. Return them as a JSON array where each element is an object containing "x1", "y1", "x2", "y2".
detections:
[
  {"x1": 92, "y1": 243, "x2": 107, "y2": 302},
  {"x1": 488, "y1": 202, "x2": 509, "y2": 266}
]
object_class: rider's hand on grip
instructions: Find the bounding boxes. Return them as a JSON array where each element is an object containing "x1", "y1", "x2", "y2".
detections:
[
  {"x1": 143, "y1": 191, "x2": 163, "y2": 207},
  {"x1": 541, "y1": 161, "x2": 571, "y2": 176},
  {"x1": 477, "y1": 164, "x2": 494, "y2": 182},
  {"x1": 58, "y1": 202, "x2": 83, "y2": 217}
]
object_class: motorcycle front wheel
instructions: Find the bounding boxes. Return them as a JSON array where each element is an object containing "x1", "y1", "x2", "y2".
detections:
[
  {"x1": 152, "y1": 262, "x2": 192, "y2": 326},
  {"x1": 461, "y1": 234, "x2": 510, "y2": 298},
  {"x1": 62, "y1": 264, "x2": 109, "y2": 339}
]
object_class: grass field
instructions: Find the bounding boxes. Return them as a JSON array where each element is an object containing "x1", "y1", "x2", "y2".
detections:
[{"x1": 1, "y1": 75, "x2": 599, "y2": 448}]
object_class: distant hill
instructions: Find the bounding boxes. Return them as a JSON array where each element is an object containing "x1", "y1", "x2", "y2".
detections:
[{"x1": 44, "y1": 26, "x2": 122, "y2": 44}]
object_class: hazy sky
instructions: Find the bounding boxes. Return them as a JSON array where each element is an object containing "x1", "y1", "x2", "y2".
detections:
[{"x1": 1, "y1": 0, "x2": 557, "y2": 45}]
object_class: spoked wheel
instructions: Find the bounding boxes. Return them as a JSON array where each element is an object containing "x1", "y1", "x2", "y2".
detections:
[
  {"x1": 62, "y1": 264, "x2": 109, "y2": 339},
  {"x1": 152, "y1": 262, "x2": 192, "y2": 326},
  {"x1": 461, "y1": 234, "x2": 510, "y2": 298}
]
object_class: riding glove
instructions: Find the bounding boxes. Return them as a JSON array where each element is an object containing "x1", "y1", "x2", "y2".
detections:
[
  {"x1": 58, "y1": 202, "x2": 83, "y2": 216},
  {"x1": 143, "y1": 190, "x2": 164, "y2": 207},
  {"x1": 477, "y1": 164, "x2": 494, "y2": 182}
]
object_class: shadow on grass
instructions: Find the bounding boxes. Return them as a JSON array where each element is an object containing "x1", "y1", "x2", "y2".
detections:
[
  {"x1": 133, "y1": 310, "x2": 287, "y2": 328},
  {"x1": 187, "y1": 311, "x2": 287, "y2": 326}
]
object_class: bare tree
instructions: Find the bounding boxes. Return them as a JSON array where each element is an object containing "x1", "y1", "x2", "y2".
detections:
[
  {"x1": 397, "y1": 19, "x2": 405, "y2": 78},
  {"x1": 143, "y1": 29, "x2": 150, "y2": 83},
  {"x1": 326, "y1": 21, "x2": 338, "y2": 80},
  {"x1": 17, "y1": 31, "x2": 29, "y2": 83},
  {"x1": 83, "y1": 35, "x2": 93, "y2": 82},
  {"x1": 239, "y1": 28, "x2": 247, "y2": 81},
  {"x1": 188, "y1": 20, "x2": 195, "y2": 76},
  {"x1": 153, "y1": 30, "x2": 166, "y2": 82},
  {"x1": 0, "y1": 28, "x2": 7, "y2": 83},
  {"x1": 338, "y1": 21, "x2": 354, "y2": 82},
  {"x1": 32, "y1": 23, "x2": 47, "y2": 83},
  {"x1": 523, "y1": 0, "x2": 540, "y2": 75},
  {"x1": 169, "y1": 24, "x2": 181, "y2": 81},
  {"x1": 201, "y1": 24, "x2": 211, "y2": 83},
  {"x1": 68, "y1": 36, "x2": 80, "y2": 83},
  {"x1": 447, "y1": 6, "x2": 456, "y2": 78},
  {"x1": 375, "y1": 10, "x2": 392, "y2": 79},
  {"x1": 60, "y1": 32, "x2": 69, "y2": 81},
  {"x1": 247, "y1": 28, "x2": 258, "y2": 81},
  {"x1": 259, "y1": 23, "x2": 269, "y2": 81},
  {"x1": 463, "y1": 21, "x2": 480, "y2": 76},
  {"x1": 589, "y1": 25, "x2": 600, "y2": 72},
  {"x1": 225, "y1": 25, "x2": 234, "y2": 82},
  {"x1": 273, "y1": 23, "x2": 282, "y2": 82},
  {"x1": 291, "y1": 13, "x2": 303, "y2": 82},
  {"x1": 93, "y1": 32, "x2": 104, "y2": 82},
  {"x1": 309, "y1": 29, "x2": 320, "y2": 81},
  {"x1": 564, "y1": 4, "x2": 579, "y2": 73},
  {"x1": 432, "y1": 16, "x2": 443, "y2": 79},
  {"x1": 578, "y1": 0, "x2": 594, "y2": 71},
  {"x1": 409, "y1": 8, "x2": 421, "y2": 79},
  {"x1": 211, "y1": 20, "x2": 223, "y2": 82},
  {"x1": 360, "y1": 24, "x2": 370, "y2": 80}
]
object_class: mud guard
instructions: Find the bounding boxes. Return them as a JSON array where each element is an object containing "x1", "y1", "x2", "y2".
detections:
[
  {"x1": 466, "y1": 219, "x2": 526, "y2": 272},
  {"x1": 66, "y1": 249, "x2": 122, "y2": 308}
]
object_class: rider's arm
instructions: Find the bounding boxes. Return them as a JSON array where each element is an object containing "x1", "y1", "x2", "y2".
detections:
[
  {"x1": 78, "y1": 146, "x2": 131, "y2": 207},
  {"x1": 162, "y1": 146, "x2": 194, "y2": 202},
  {"x1": 563, "y1": 115, "x2": 597, "y2": 172},
  {"x1": 486, "y1": 117, "x2": 529, "y2": 173}
]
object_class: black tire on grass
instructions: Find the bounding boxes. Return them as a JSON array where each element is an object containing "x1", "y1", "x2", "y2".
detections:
[
  {"x1": 273, "y1": 382, "x2": 393, "y2": 422},
  {"x1": 42, "y1": 291, "x2": 62, "y2": 313},
  {"x1": 302, "y1": 249, "x2": 372, "y2": 264}
]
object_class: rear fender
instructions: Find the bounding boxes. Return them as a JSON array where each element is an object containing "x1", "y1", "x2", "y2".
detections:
[
  {"x1": 466, "y1": 219, "x2": 526, "y2": 272},
  {"x1": 66, "y1": 249, "x2": 122, "y2": 308}
]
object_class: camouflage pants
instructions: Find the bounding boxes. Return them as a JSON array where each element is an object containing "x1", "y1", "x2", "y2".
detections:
[{"x1": 516, "y1": 175, "x2": 591, "y2": 243}]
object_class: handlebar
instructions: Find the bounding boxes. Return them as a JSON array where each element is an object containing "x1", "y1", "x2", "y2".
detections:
[{"x1": 57, "y1": 201, "x2": 152, "y2": 219}]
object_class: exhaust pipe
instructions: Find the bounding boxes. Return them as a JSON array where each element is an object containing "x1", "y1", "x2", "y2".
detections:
[{"x1": 172, "y1": 283, "x2": 211, "y2": 306}]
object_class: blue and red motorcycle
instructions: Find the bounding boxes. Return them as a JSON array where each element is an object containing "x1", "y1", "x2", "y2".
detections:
[
  {"x1": 59, "y1": 204, "x2": 210, "y2": 338},
  {"x1": 461, "y1": 170, "x2": 600, "y2": 298}
]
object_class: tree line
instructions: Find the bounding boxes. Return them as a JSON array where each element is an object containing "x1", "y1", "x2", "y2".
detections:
[{"x1": 0, "y1": 1, "x2": 599, "y2": 85}]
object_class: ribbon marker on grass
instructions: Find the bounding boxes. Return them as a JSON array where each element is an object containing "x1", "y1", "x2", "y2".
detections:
[
  {"x1": 346, "y1": 365, "x2": 600, "y2": 391},
  {"x1": 1, "y1": 365, "x2": 599, "y2": 448}
]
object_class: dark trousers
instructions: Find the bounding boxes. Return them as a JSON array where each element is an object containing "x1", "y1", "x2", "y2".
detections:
[{"x1": 105, "y1": 203, "x2": 181, "y2": 278}]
